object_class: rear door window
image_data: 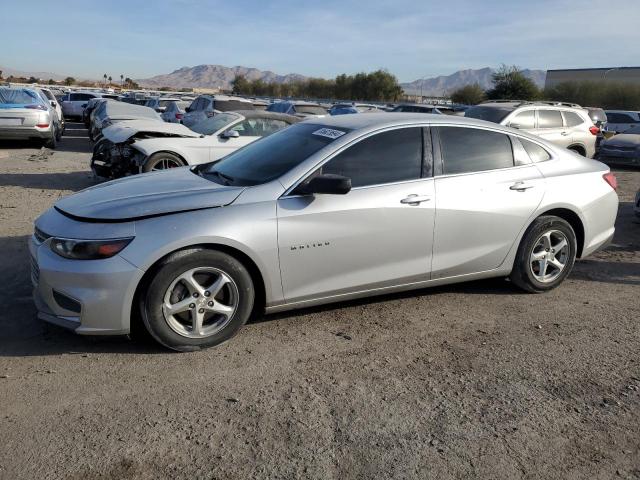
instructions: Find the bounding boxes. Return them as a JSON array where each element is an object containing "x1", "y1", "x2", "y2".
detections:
[
  {"x1": 537, "y1": 110, "x2": 564, "y2": 128},
  {"x1": 438, "y1": 126, "x2": 514, "y2": 175}
]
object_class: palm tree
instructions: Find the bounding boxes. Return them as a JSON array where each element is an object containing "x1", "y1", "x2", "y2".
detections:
[
  {"x1": 120, "y1": 74, "x2": 124, "y2": 87},
  {"x1": 103, "y1": 73, "x2": 107, "y2": 87},
  {"x1": 108, "y1": 76, "x2": 112, "y2": 86}
]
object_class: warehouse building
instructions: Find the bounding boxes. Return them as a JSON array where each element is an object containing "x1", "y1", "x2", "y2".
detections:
[{"x1": 545, "y1": 67, "x2": 640, "y2": 88}]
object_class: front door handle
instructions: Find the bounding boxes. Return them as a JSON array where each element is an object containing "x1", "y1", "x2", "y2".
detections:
[
  {"x1": 400, "y1": 194, "x2": 431, "y2": 205},
  {"x1": 510, "y1": 181, "x2": 535, "y2": 192},
  {"x1": 560, "y1": 131, "x2": 570, "y2": 136}
]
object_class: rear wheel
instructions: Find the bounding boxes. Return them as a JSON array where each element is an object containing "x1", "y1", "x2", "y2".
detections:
[
  {"x1": 142, "y1": 152, "x2": 185, "y2": 172},
  {"x1": 43, "y1": 127, "x2": 57, "y2": 149},
  {"x1": 510, "y1": 215, "x2": 577, "y2": 293},
  {"x1": 141, "y1": 249, "x2": 255, "y2": 351}
]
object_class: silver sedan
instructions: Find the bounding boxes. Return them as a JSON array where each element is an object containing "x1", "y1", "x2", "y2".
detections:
[{"x1": 30, "y1": 114, "x2": 618, "y2": 351}]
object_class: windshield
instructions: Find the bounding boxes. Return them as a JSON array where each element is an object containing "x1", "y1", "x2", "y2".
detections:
[
  {"x1": 191, "y1": 113, "x2": 239, "y2": 135},
  {"x1": 465, "y1": 106, "x2": 512, "y2": 123},
  {"x1": 296, "y1": 105, "x2": 327, "y2": 115},
  {"x1": 199, "y1": 123, "x2": 348, "y2": 186},
  {"x1": 158, "y1": 99, "x2": 177, "y2": 108}
]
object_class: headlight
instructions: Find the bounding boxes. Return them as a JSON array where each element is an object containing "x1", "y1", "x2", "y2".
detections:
[{"x1": 50, "y1": 237, "x2": 133, "y2": 260}]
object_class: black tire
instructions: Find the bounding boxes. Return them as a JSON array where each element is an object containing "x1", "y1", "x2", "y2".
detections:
[
  {"x1": 142, "y1": 152, "x2": 185, "y2": 172},
  {"x1": 141, "y1": 249, "x2": 255, "y2": 351},
  {"x1": 43, "y1": 127, "x2": 57, "y2": 149},
  {"x1": 510, "y1": 215, "x2": 577, "y2": 293}
]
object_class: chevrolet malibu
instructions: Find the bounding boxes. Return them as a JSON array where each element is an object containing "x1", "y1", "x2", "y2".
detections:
[{"x1": 30, "y1": 114, "x2": 618, "y2": 351}]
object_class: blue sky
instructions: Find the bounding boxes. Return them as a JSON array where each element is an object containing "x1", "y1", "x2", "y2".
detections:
[{"x1": 2, "y1": 0, "x2": 639, "y2": 82}]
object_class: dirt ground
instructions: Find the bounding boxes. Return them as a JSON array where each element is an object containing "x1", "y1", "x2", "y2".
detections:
[{"x1": 0, "y1": 124, "x2": 639, "y2": 480}]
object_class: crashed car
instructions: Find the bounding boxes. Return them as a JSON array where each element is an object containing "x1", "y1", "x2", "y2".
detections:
[
  {"x1": 597, "y1": 125, "x2": 640, "y2": 167},
  {"x1": 91, "y1": 110, "x2": 299, "y2": 178},
  {"x1": 89, "y1": 101, "x2": 162, "y2": 142}
]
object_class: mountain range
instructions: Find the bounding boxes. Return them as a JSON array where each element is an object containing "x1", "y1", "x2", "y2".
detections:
[
  {"x1": 2, "y1": 63, "x2": 548, "y2": 96},
  {"x1": 399, "y1": 67, "x2": 547, "y2": 96},
  {"x1": 137, "y1": 65, "x2": 307, "y2": 89}
]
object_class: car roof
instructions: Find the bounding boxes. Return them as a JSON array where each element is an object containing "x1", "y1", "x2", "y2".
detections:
[
  {"x1": 302, "y1": 112, "x2": 517, "y2": 132},
  {"x1": 232, "y1": 110, "x2": 300, "y2": 122}
]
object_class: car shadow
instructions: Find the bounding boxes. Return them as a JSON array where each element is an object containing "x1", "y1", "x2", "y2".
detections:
[{"x1": 0, "y1": 172, "x2": 97, "y2": 192}]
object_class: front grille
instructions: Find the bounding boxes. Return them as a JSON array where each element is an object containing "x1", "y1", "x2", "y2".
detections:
[{"x1": 30, "y1": 254, "x2": 39, "y2": 286}]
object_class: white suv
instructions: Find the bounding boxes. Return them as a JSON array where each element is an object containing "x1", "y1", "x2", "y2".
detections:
[{"x1": 466, "y1": 101, "x2": 598, "y2": 158}]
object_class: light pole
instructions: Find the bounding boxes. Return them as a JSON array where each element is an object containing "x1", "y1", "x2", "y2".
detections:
[{"x1": 603, "y1": 68, "x2": 618, "y2": 81}]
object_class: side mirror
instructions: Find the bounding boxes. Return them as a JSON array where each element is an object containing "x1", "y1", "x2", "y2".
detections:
[
  {"x1": 221, "y1": 129, "x2": 240, "y2": 139},
  {"x1": 50, "y1": 101, "x2": 57, "y2": 107},
  {"x1": 296, "y1": 174, "x2": 351, "y2": 195},
  {"x1": 185, "y1": 106, "x2": 191, "y2": 112}
]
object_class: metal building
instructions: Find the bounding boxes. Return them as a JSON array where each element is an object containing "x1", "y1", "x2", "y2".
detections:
[{"x1": 545, "y1": 67, "x2": 640, "y2": 88}]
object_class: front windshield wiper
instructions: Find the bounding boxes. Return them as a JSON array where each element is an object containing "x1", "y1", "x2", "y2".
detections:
[{"x1": 203, "y1": 169, "x2": 235, "y2": 186}]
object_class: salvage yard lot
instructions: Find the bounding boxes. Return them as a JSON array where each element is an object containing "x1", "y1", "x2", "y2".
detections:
[{"x1": 0, "y1": 127, "x2": 639, "y2": 479}]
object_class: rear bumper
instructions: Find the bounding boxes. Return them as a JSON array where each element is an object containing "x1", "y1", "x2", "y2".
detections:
[{"x1": 0, "y1": 126, "x2": 52, "y2": 140}]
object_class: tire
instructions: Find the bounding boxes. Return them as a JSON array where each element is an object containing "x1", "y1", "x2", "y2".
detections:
[
  {"x1": 567, "y1": 146, "x2": 585, "y2": 156},
  {"x1": 510, "y1": 215, "x2": 577, "y2": 293},
  {"x1": 141, "y1": 249, "x2": 255, "y2": 351},
  {"x1": 44, "y1": 127, "x2": 57, "y2": 149},
  {"x1": 142, "y1": 152, "x2": 185, "y2": 172}
]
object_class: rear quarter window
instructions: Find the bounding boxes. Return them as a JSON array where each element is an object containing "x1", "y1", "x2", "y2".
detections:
[
  {"x1": 519, "y1": 138, "x2": 551, "y2": 163},
  {"x1": 562, "y1": 111, "x2": 585, "y2": 127}
]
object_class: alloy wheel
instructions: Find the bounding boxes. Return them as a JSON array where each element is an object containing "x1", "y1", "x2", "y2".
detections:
[
  {"x1": 151, "y1": 157, "x2": 182, "y2": 170},
  {"x1": 162, "y1": 267, "x2": 239, "y2": 338},
  {"x1": 529, "y1": 230, "x2": 570, "y2": 283}
]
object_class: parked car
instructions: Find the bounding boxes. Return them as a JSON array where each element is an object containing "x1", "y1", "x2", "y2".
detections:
[
  {"x1": 83, "y1": 97, "x2": 110, "y2": 128},
  {"x1": 38, "y1": 87, "x2": 65, "y2": 135},
  {"x1": 32, "y1": 113, "x2": 618, "y2": 351},
  {"x1": 465, "y1": 101, "x2": 598, "y2": 158},
  {"x1": 144, "y1": 97, "x2": 181, "y2": 113},
  {"x1": 604, "y1": 110, "x2": 640, "y2": 134},
  {"x1": 584, "y1": 107, "x2": 608, "y2": 152},
  {"x1": 60, "y1": 91, "x2": 103, "y2": 119},
  {"x1": 391, "y1": 104, "x2": 442, "y2": 114},
  {"x1": 91, "y1": 110, "x2": 298, "y2": 178},
  {"x1": 161, "y1": 100, "x2": 191, "y2": 123},
  {"x1": 89, "y1": 101, "x2": 162, "y2": 142},
  {"x1": 329, "y1": 103, "x2": 383, "y2": 115},
  {"x1": 0, "y1": 87, "x2": 62, "y2": 148},
  {"x1": 597, "y1": 125, "x2": 640, "y2": 167},
  {"x1": 266, "y1": 101, "x2": 328, "y2": 118},
  {"x1": 182, "y1": 95, "x2": 254, "y2": 129}
]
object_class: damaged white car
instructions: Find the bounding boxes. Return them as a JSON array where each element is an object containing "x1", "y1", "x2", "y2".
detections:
[{"x1": 91, "y1": 111, "x2": 299, "y2": 178}]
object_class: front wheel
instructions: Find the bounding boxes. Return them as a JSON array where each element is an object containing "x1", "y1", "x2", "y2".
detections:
[
  {"x1": 510, "y1": 215, "x2": 577, "y2": 293},
  {"x1": 141, "y1": 249, "x2": 255, "y2": 351},
  {"x1": 142, "y1": 152, "x2": 185, "y2": 172}
]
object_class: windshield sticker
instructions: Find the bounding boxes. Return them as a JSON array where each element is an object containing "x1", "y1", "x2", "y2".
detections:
[{"x1": 312, "y1": 128, "x2": 346, "y2": 139}]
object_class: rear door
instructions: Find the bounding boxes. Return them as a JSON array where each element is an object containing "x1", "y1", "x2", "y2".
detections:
[
  {"x1": 432, "y1": 126, "x2": 544, "y2": 279},
  {"x1": 277, "y1": 126, "x2": 435, "y2": 303},
  {"x1": 535, "y1": 109, "x2": 570, "y2": 148}
]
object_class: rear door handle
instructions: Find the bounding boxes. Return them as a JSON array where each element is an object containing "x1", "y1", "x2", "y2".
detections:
[
  {"x1": 510, "y1": 182, "x2": 535, "y2": 192},
  {"x1": 561, "y1": 131, "x2": 570, "y2": 136},
  {"x1": 400, "y1": 194, "x2": 431, "y2": 205}
]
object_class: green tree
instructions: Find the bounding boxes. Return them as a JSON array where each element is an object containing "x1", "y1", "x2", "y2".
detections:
[
  {"x1": 47, "y1": 78, "x2": 56, "y2": 85},
  {"x1": 231, "y1": 75, "x2": 252, "y2": 95},
  {"x1": 27, "y1": 76, "x2": 38, "y2": 84},
  {"x1": 486, "y1": 65, "x2": 540, "y2": 101},
  {"x1": 64, "y1": 77, "x2": 75, "y2": 86},
  {"x1": 450, "y1": 83, "x2": 486, "y2": 105}
]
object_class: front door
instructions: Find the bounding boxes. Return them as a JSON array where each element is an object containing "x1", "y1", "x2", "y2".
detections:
[{"x1": 277, "y1": 126, "x2": 435, "y2": 304}]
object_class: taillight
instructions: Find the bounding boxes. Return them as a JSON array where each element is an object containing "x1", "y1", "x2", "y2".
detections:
[
  {"x1": 589, "y1": 125, "x2": 600, "y2": 136},
  {"x1": 25, "y1": 104, "x2": 47, "y2": 111},
  {"x1": 175, "y1": 113, "x2": 184, "y2": 119},
  {"x1": 36, "y1": 123, "x2": 50, "y2": 128},
  {"x1": 603, "y1": 172, "x2": 617, "y2": 191}
]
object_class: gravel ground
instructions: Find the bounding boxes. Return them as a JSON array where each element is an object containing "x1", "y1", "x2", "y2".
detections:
[{"x1": 0, "y1": 125, "x2": 639, "y2": 480}]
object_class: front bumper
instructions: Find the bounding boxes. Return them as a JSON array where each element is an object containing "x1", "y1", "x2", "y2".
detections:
[
  {"x1": 29, "y1": 234, "x2": 144, "y2": 335},
  {"x1": 597, "y1": 150, "x2": 640, "y2": 166}
]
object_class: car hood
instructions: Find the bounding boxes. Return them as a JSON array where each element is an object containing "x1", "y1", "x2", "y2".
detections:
[
  {"x1": 102, "y1": 120, "x2": 201, "y2": 143},
  {"x1": 55, "y1": 167, "x2": 244, "y2": 221},
  {"x1": 601, "y1": 134, "x2": 640, "y2": 148}
]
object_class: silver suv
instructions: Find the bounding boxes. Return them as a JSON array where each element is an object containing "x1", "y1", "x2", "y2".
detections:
[{"x1": 466, "y1": 101, "x2": 598, "y2": 158}]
